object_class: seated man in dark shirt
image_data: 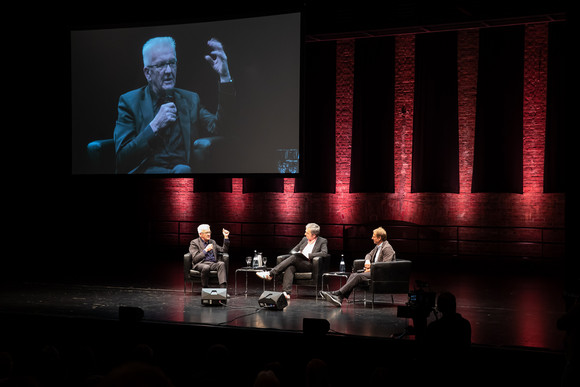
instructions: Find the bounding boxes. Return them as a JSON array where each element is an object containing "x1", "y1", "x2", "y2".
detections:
[
  {"x1": 114, "y1": 36, "x2": 235, "y2": 173},
  {"x1": 188, "y1": 224, "x2": 230, "y2": 288}
]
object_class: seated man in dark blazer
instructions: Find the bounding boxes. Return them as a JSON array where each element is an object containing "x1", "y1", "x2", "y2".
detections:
[
  {"x1": 320, "y1": 227, "x2": 395, "y2": 307},
  {"x1": 257, "y1": 223, "x2": 328, "y2": 300},
  {"x1": 189, "y1": 224, "x2": 230, "y2": 289},
  {"x1": 114, "y1": 36, "x2": 235, "y2": 173}
]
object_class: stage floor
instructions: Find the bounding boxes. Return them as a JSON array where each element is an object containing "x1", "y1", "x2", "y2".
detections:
[{"x1": 0, "y1": 257, "x2": 568, "y2": 351}]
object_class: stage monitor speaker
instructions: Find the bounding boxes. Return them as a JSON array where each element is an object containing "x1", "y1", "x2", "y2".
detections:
[
  {"x1": 201, "y1": 288, "x2": 227, "y2": 306},
  {"x1": 258, "y1": 291, "x2": 288, "y2": 310}
]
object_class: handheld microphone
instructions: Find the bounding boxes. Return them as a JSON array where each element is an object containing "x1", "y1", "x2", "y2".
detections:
[
  {"x1": 157, "y1": 89, "x2": 176, "y2": 132},
  {"x1": 161, "y1": 89, "x2": 175, "y2": 105}
]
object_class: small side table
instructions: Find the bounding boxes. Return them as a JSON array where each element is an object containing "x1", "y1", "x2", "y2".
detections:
[
  {"x1": 321, "y1": 271, "x2": 350, "y2": 292},
  {"x1": 234, "y1": 267, "x2": 276, "y2": 296}
]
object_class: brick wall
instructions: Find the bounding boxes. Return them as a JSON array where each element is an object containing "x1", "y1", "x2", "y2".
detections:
[
  {"x1": 140, "y1": 23, "x2": 564, "y2": 261},
  {"x1": 523, "y1": 24, "x2": 549, "y2": 195},
  {"x1": 335, "y1": 40, "x2": 355, "y2": 195}
]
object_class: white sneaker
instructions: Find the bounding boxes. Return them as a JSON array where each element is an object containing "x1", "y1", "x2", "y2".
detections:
[
  {"x1": 256, "y1": 271, "x2": 272, "y2": 280},
  {"x1": 283, "y1": 292, "x2": 291, "y2": 300}
]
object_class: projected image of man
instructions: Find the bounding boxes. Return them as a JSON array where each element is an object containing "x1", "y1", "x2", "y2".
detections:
[{"x1": 114, "y1": 37, "x2": 235, "y2": 173}]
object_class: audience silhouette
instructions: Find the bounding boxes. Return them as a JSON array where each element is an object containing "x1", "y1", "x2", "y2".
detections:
[{"x1": 419, "y1": 291, "x2": 472, "y2": 387}]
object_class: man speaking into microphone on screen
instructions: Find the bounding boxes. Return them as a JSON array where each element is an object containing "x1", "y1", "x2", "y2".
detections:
[{"x1": 114, "y1": 37, "x2": 235, "y2": 174}]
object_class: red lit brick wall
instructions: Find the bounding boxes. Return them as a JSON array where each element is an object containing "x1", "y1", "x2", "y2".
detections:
[
  {"x1": 394, "y1": 34, "x2": 415, "y2": 196},
  {"x1": 523, "y1": 23, "x2": 549, "y2": 194},
  {"x1": 335, "y1": 39, "x2": 355, "y2": 195},
  {"x1": 144, "y1": 23, "x2": 565, "y2": 260},
  {"x1": 457, "y1": 29, "x2": 478, "y2": 195}
]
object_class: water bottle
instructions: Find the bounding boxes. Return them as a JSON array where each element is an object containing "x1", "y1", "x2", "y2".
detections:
[
  {"x1": 257, "y1": 252, "x2": 263, "y2": 267},
  {"x1": 339, "y1": 254, "x2": 346, "y2": 273},
  {"x1": 252, "y1": 250, "x2": 259, "y2": 268}
]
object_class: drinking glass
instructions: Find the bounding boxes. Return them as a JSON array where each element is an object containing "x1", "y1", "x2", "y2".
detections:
[
  {"x1": 246, "y1": 256, "x2": 252, "y2": 268},
  {"x1": 262, "y1": 256, "x2": 268, "y2": 268}
]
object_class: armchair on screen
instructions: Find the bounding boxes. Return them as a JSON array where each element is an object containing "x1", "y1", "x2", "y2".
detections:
[
  {"x1": 352, "y1": 257, "x2": 412, "y2": 307},
  {"x1": 183, "y1": 252, "x2": 230, "y2": 293},
  {"x1": 275, "y1": 253, "x2": 331, "y2": 299},
  {"x1": 86, "y1": 138, "x2": 115, "y2": 173},
  {"x1": 86, "y1": 136, "x2": 225, "y2": 173}
]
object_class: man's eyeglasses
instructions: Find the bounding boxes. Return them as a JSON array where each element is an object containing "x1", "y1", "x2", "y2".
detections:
[{"x1": 148, "y1": 60, "x2": 177, "y2": 71}]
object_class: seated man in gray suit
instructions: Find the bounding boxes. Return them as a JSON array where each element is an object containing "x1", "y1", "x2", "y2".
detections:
[
  {"x1": 189, "y1": 224, "x2": 230, "y2": 289},
  {"x1": 320, "y1": 227, "x2": 395, "y2": 307},
  {"x1": 114, "y1": 36, "x2": 235, "y2": 173},
  {"x1": 257, "y1": 223, "x2": 328, "y2": 300}
]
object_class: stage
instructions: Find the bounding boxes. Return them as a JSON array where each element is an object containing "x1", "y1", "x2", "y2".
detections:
[{"x1": 0, "y1": 257, "x2": 570, "y2": 386}]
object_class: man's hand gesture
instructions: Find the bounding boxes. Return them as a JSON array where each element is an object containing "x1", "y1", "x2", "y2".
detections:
[{"x1": 205, "y1": 38, "x2": 231, "y2": 83}]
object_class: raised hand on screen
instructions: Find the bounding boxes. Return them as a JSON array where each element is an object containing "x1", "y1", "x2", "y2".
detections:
[{"x1": 205, "y1": 38, "x2": 231, "y2": 83}]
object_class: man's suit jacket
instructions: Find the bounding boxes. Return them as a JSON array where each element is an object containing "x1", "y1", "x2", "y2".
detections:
[
  {"x1": 364, "y1": 240, "x2": 395, "y2": 263},
  {"x1": 290, "y1": 237, "x2": 329, "y2": 260},
  {"x1": 114, "y1": 83, "x2": 235, "y2": 173},
  {"x1": 189, "y1": 237, "x2": 230, "y2": 266}
]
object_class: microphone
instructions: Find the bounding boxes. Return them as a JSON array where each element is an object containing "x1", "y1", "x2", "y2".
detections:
[
  {"x1": 155, "y1": 89, "x2": 176, "y2": 132},
  {"x1": 161, "y1": 89, "x2": 175, "y2": 104}
]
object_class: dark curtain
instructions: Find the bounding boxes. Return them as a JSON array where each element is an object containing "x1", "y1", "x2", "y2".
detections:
[
  {"x1": 243, "y1": 177, "x2": 284, "y2": 193},
  {"x1": 412, "y1": 32, "x2": 459, "y2": 193},
  {"x1": 472, "y1": 26, "x2": 524, "y2": 193},
  {"x1": 294, "y1": 41, "x2": 336, "y2": 193},
  {"x1": 350, "y1": 36, "x2": 395, "y2": 193},
  {"x1": 544, "y1": 22, "x2": 567, "y2": 193},
  {"x1": 193, "y1": 177, "x2": 232, "y2": 192}
]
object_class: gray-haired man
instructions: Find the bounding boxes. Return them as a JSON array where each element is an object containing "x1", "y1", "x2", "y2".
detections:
[
  {"x1": 257, "y1": 223, "x2": 328, "y2": 300},
  {"x1": 189, "y1": 224, "x2": 230, "y2": 288}
]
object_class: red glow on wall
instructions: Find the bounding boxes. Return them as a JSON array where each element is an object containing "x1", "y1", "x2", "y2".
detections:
[
  {"x1": 457, "y1": 29, "x2": 478, "y2": 196},
  {"x1": 523, "y1": 24, "x2": 548, "y2": 195},
  {"x1": 335, "y1": 40, "x2": 355, "y2": 195},
  {"x1": 156, "y1": 23, "x2": 564, "y2": 258},
  {"x1": 394, "y1": 35, "x2": 415, "y2": 198}
]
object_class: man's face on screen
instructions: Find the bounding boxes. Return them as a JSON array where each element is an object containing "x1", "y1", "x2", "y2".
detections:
[{"x1": 144, "y1": 45, "x2": 177, "y2": 95}]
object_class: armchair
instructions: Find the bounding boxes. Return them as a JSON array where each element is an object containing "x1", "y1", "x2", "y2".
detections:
[
  {"x1": 87, "y1": 138, "x2": 115, "y2": 173},
  {"x1": 352, "y1": 258, "x2": 412, "y2": 307},
  {"x1": 86, "y1": 136, "x2": 225, "y2": 173},
  {"x1": 275, "y1": 253, "x2": 331, "y2": 298},
  {"x1": 183, "y1": 252, "x2": 230, "y2": 293}
]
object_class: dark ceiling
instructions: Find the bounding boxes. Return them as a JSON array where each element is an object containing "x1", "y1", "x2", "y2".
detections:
[
  {"x1": 301, "y1": 1, "x2": 567, "y2": 38},
  {"x1": 66, "y1": 1, "x2": 568, "y2": 35}
]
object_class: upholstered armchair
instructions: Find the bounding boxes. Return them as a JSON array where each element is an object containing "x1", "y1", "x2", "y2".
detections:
[
  {"x1": 86, "y1": 136, "x2": 224, "y2": 173},
  {"x1": 275, "y1": 253, "x2": 331, "y2": 298},
  {"x1": 183, "y1": 252, "x2": 230, "y2": 293},
  {"x1": 352, "y1": 258, "x2": 412, "y2": 306}
]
